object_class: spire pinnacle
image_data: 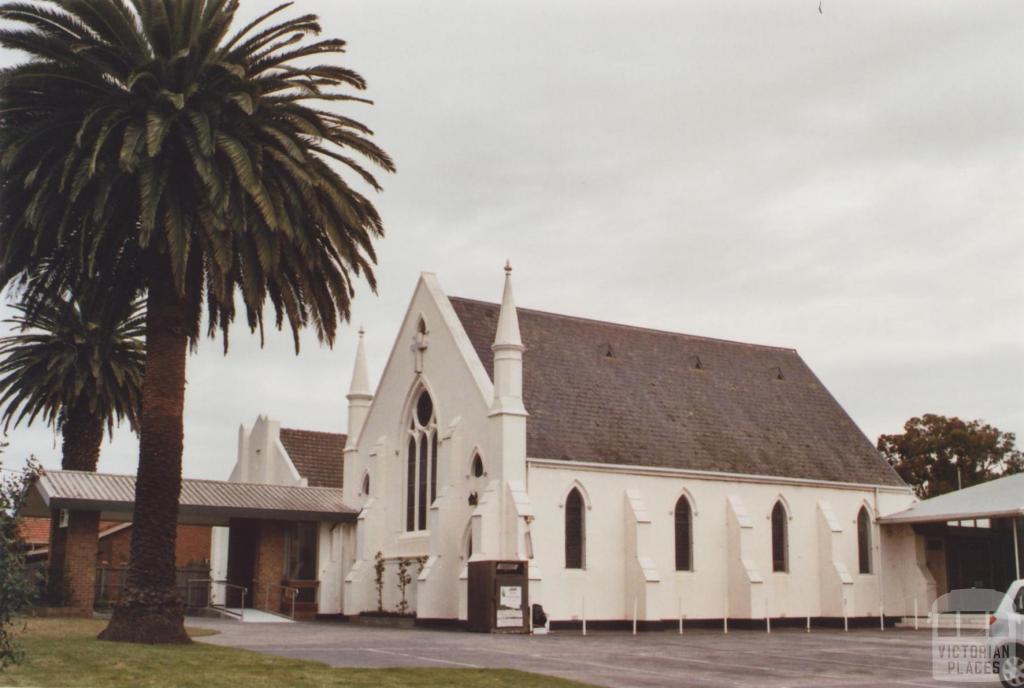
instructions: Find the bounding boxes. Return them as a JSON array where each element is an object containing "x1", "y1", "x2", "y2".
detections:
[
  {"x1": 493, "y1": 260, "x2": 522, "y2": 349},
  {"x1": 348, "y1": 326, "x2": 372, "y2": 398}
]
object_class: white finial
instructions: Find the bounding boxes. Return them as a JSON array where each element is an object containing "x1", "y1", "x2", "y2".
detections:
[
  {"x1": 348, "y1": 327, "x2": 372, "y2": 398},
  {"x1": 493, "y1": 259, "x2": 522, "y2": 349}
]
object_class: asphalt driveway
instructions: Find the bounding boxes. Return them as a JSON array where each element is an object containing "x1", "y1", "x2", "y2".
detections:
[{"x1": 189, "y1": 617, "x2": 995, "y2": 688}]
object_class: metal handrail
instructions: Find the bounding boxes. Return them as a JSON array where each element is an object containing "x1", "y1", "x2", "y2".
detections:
[
  {"x1": 189, "y1": 578, "x2": 248, "y2": 616},
  {"x1": 265, "y1": 583, "x2": 300, "y2": 619}
]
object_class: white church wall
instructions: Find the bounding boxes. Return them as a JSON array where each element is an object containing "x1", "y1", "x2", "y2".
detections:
[
  {"x1": 526, "y1": 460, "x2": 920, "y2": 622},
  {"x1": 343, "y1": 274, "x2": 495, "y2": 616}
]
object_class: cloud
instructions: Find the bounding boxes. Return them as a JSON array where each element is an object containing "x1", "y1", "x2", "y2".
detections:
[{"x1": 1, "y1": 0, "x2": 1021, "y2": 478}]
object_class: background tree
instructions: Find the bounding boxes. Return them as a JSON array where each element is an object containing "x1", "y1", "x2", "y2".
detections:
[
  {"x1": 0, "y1": 287, "x2": 145, "y2": 472},
  {"x1": 0, "y1": 0, "x2": 392, "y2": 643},
  {"x1": 878, "y1": 414, "x2": 1024, "y2": 499}
]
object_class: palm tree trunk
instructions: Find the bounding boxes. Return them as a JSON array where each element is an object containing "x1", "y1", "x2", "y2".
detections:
[
  {"x1": 99, "y1": 260, "x2": 190, "y2": 644},
  {"x1": 60, "y1": 400, "x2": 104, "y2": 471},
  {"x1": 46, "y1": 400, "x2": 104, "y2": 605}
]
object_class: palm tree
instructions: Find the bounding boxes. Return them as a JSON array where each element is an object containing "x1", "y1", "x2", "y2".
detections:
[
  {"x1": 0, "y1": 0, "x2": 393, "y2": 643},
  {"x1": 0, "y1": 287, "x2": 145, "y2": 471}
]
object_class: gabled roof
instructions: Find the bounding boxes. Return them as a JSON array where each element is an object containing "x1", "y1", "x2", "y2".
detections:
[
  {"x1": 279, "y1": 428, "x2": 346, "y2": 488},
  {"x1": 879, "y1": 473, "x2": 1024, "y2": 524},
  {"x1": 449, "y1": 297, "x2": 904, "y2": 487},
  {"x1": 20, "y1": 470, "x2": 356, "y2": 525}
]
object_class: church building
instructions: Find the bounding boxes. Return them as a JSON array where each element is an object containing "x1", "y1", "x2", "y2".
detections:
[{"x1": 210, "y1": 265, "x2": 936, "y2": 627}]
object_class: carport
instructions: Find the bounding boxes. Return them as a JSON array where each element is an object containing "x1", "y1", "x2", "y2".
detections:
[
  {"x1": 20, "y1": 469, "x2": 357, "y2": 615},
  {"x1": 879, "y1": 473, "x2": 1023, "y2": 594}
]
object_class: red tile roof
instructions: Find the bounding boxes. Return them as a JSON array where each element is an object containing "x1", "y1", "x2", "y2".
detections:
[
  {"x1": 449, "y1": 296, "x2": 904, "y2": 487},
  {"x1": 279, "y1": 428, "x2": 346, "y2": 488},
  {"x1": 18, "y1": 517, "x2": 50, "y2": 546}
]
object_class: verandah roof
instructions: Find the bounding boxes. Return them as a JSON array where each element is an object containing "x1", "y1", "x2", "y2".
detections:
[
  {"x1": 878, "y1": 473, "x2": 1024, "y2": 525},
  {"x1": 20, "y1": 470, "x2": 357, "y2": 526}
]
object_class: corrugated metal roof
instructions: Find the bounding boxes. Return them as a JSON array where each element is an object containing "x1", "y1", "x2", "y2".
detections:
[
  {"x1": 879, "y1": 473, "x2": 1024, "y2": 524},
  {"x1": 25, "y1": 470, "x2": 356, "y2": 524}
]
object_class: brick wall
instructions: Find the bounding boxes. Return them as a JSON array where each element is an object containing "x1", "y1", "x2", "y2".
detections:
[
  {"x1": 175, "y1": 525, "x2": 212, "y2": 566},
  {"x1": 96, "y1": 524, "x2": 131, "y2": 566},
  {"x1": 253, "y1": 521, "x2": 286, "y2": 611},
  {"x1": 93, "y1": 523, "x2": 212, "y2": 567},
  {"x1": 50, "y1": 510, "x2": 100, "y2": 613}
]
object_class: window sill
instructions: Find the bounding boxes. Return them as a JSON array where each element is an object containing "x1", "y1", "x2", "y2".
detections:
[{"x1": 399, "y1": 531, "x2": 430, "y2": 540}]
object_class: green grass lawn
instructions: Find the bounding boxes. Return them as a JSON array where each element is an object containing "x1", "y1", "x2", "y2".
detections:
[{"x1": 0, "y1": 619, "x2": 590, "y2": 688}]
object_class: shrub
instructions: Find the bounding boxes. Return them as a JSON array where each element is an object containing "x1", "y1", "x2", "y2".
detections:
[
  {"x1": 0, "y1": 455, "x2": 41, "y2": 668},
  {"x1": 373, "y1": 552, "x2": 385, "y2": 613}
]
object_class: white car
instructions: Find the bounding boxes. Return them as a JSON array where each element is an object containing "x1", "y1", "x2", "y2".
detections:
[{"x1": 992, "y1": 579, "x2": 1024, "y2": 688}]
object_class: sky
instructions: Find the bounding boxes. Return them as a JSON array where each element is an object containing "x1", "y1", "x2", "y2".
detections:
[{"x1": 1, "y1": 0, "x2": 1021, "y2": 480}]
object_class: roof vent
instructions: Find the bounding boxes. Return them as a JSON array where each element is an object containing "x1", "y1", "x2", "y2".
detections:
[
  {"x1": 690, "y1": 355, "x2": 703, "y2": 370},
  {"x1": 771, "y1": 366, "x2": 784, "y2": 380}
]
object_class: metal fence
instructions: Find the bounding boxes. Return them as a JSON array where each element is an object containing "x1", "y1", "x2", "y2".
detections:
[{"x1": 94, "y1": 564, "x2": 211, "y2": 609}]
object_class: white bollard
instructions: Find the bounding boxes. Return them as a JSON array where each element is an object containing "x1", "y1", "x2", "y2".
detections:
[
  {"x1": 582, "y1": 597, "x2": 587, "y2": 637},
  {"x1": 766, "y1": 615, "x2": 771, "y2": 634},
  {"x1": 914, "y1": 599, "x2": 919, "y2": 631},
  {"x1": 880, "y1": 605, "x2": 884, "y2": 632},
  {"x1": 843, "y1": 598, "x2": 848, "y2": 632},
  {"x1": 806, "y1": 615, "x2": 810, "y2": 633},
  {"x1": 724, "y1": 616, "x2": 728, "y2": 634},
  {"x1": 679, "y1": 595, "x2": 684, "y2": 635},
  {"x1": 633, "y1": 597, "x2": 637, "y2": 636}
]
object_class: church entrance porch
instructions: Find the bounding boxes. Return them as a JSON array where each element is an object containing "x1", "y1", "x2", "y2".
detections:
[
  {"x1": 223, "y1": 519, "x2": 321, "y2": 619},
  {"x1": 914, "y1": 517, "x2": 1022, "y2": 596},
  {"x1": 19, "y1": 470, "x2": 356, "y2": 620},
  {"x1": 879, "y1": 473, "x2": 1024, "y2": 601}
]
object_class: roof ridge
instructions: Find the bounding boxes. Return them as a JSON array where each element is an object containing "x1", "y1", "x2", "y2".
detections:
[
  {"x1": 448, "y1": 295, "x2": 798, "y2": 353},
  {"x1": 42, "y1": 469, "x2": 344, "y2": 491},
  {"x1": 280, "y1": 427, "x2": 346, "y2": 438}
]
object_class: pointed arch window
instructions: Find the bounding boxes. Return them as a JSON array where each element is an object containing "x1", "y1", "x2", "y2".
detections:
[
  {"x1": 771, "y1": 501, "x2": 788, "y2": 573},
  {"x1": 674, "y1": 496, "x2": 693, "y2": 571},
  {"x1": 565, "y1": 488, "x2": 586, "y2": 569},
  {"x1": 406, "y1": 389, "x2": 437, "y2": 532},
  {"x1": 857, "y1": 506, "x2": 872, "y2": 574}
]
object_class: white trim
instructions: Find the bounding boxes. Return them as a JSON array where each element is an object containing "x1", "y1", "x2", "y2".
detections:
[
  {"x1": 345, "y1": 273, "x2": 492, "y2": 458},
  {"x1": 767, "y1": 493, "x2": 794, "y2": 521},
  {"x1": 879, "y1": 507, "x2": 1024, "y2": 525},
  {"x1": 468, "y1": 448, "x2": 486, "y2": 479},
  {"x1": 98, "y1": 521, "x2": 133, "y2": 538},
  {"x1": 670, "y1": 487, "x2": 698, "y2": 517},
  {"x1": 558, "y1": 480, "x2": 593, "y2": 511},
  {"x1": 527, "y1": 457, "x2": 912, "y2": 494},
  {"x1": 421, "y1": 273, "x2": 494, "y2": 402}
]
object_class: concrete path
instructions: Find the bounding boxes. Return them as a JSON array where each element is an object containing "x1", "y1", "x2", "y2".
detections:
[{"x1": 189, "y1": 617, "x2": 995, "y2": 687}]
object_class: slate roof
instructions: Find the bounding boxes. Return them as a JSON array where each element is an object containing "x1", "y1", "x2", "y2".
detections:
[
  {"x1": 279, "y1": 428, "x2": 346, "y2": 488},
  {"x1": 449, "y1": 297, "x2": 904, "y2": 487}
]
